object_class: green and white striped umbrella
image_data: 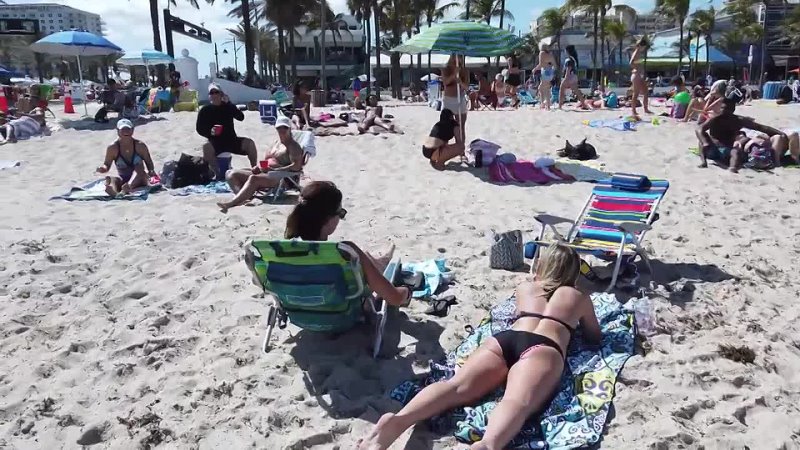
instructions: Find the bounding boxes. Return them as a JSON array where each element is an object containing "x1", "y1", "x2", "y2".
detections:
[{"x1": 391, "y1": 21, "x2": 522, "y2": 57}]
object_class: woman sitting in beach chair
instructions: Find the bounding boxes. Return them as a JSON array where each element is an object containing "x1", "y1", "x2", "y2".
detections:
[
  {"x1": 291, "y1": 80, "x2": 312, "y2": 129},
  {"x1": 217, "y1": 116, "x2": 305, "y2": 212},
  {"x1": 359, "y1": 243, "x2": 602, "y2": 450},
  {"x1": 96, "y1": 119, "x2": 157, "y2": 196},
  {"x1": 421, "y1": 108, "x2": 465, "y2": 171},
  {"x1": 284, "y1": 181, "x2": 411, "y2": 307}
]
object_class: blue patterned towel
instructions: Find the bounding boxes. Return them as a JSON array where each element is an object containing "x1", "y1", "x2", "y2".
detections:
[
  {"x1": 390, "y1": 292, "x2": 634, "y2": 449},
  {"x1": 50, "y1": 179, "x2": 161, "y2": 201},
  {"x1": 168, "y1": 181, "x2": 232, "y2": 196}
]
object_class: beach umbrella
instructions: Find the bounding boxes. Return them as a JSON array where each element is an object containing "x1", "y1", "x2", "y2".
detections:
[
  {"x1": 29, "y1": 30, "x2": 123, "y2": 115},
  {"x1": 117, "y1": 50, "x2": 173, "y2": 85},
  {"x1": 0, "y1": 65, "x2": 12, "y2": 78},
  {"x1": 392, "y1": 21, "x2": 522, "y2": 57},
  {"x1": 392, "y1": 21, "x2": 522, "y2": 142},
  {"x1": 420, "y1": 73, "x2": 440, "y2": 81}
]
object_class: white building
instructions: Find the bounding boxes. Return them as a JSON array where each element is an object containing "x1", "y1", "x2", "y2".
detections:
[
  {"x1": 288, "y1": 14, "x2": 365, "y2": 78},
  {"x1": 531, "y1": 5, "x2": 673, "y2": 37},
  {"x1": 0, "y1": 2, "x2": 103, "y2": 35}
]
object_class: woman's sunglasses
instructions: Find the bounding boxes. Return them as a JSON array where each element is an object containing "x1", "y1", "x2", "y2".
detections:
[
  {"x1": 209, "y1": 90, "x2": 221, "y2": 95},
  {"x1": 337, "y1": 207, "x2": 348, "y2": 219}
]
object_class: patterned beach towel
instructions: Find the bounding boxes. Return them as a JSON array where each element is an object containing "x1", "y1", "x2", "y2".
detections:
[
  {"x1": 584, "y1": 118, "x2": 638, "y2": 131},
  {"x1": 390, "y1": 292, "x2": 634, "y2": 449},
  {"x1": 50, "y1": 179, "x2": 161, "y2": 201}
]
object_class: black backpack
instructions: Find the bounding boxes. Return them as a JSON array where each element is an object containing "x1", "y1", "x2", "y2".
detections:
[
  {"x1": 169, "y1": 153, "x2": 213, "y2": 188},
  {"x1": 558, "y1": 139, "x2": 597, "y2": 161}
]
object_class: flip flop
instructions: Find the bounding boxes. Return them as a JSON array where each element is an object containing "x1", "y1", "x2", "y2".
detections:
[{"x1": 425, "y1": 295, "x2": 457, "y2": 317}]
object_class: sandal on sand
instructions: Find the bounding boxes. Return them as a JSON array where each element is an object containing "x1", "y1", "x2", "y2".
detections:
[{"x1": 424, "y1": 294, "x2": 457, "y2": 317}]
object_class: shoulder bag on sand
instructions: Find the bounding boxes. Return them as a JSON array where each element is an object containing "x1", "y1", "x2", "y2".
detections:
[{"x1": 489, "y1": 230, "x2": 523, "y2": 271}]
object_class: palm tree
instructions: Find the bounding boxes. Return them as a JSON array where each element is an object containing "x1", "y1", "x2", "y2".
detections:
[
  {"x1": 689, "y1": 7, "x2": 715, "y2": 77},
  {"x1": 379, "y1": 0, "x2": 412, "y2": 99},
  {"x1": 655, "y1": 0, "x2": 690, "y2": 76},
  {"x1": 718, "y1": 29, "x2": 744, "y2": 75},
  {"x1": 374, "y1": 0, "x2": 383, "y2": 97},
  {"x1": 460, "y1": 0, "x2": 514, "y2": 26},
  {"x1": 565, "y1": 0, "x2": 607, "y2": 83},
  {"x1": 604, "y1": 18, "x2": 627, "y2": 86},
  {"x1": 348, "y1": 0, "x2": 374, "y2": 95},
  {"x1": 539, "y1": 8, "x2": 566, "y2": 69}
]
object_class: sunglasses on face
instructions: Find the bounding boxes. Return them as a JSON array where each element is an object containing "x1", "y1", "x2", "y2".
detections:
[
  {"x1": 209, "y1": 90, "x2": 221, "y2": 95},
  {"x1": 337, "y1": 207, "x2": 347, "y2": 219}
]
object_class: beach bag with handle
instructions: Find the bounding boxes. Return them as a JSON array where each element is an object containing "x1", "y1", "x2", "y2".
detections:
[
  {"x1": 745, "y1": 145, "x2": 774, "y2": 170},
  {"x1": 490, "y1": 230, "x2": 524, "y2": 270}
]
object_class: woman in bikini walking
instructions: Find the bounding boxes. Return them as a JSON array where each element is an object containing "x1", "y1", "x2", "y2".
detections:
[
  {"x1": 359, "y1": 243, "x2": 602, "y2": 450},
  {"x1": 629, "y1": 37, "x2": 654, "y2": 120},
  {"x1": 441, "y1": 54, "x2": 470, "y2": 147}
]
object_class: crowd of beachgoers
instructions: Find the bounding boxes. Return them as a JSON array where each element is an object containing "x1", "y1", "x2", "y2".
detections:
[{"x1": 2, "y1": 44, "x2": 800, "y2": 449}]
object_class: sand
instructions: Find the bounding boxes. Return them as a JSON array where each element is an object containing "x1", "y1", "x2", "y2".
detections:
[{"x1": 1, "y1": 99, "x2": 799, "y2": 449}]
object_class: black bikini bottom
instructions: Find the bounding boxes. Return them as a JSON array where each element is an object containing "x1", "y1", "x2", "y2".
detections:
[
  {"x1": 494, "y1": 330, "x2": 564, "y2": 367},
  {"x1": 422, "y1": 145, "x2": 436, "y2": 159}
]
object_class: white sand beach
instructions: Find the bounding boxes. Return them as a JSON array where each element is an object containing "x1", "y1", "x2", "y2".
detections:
[{"x1": 1, "y1": 100, "x2": 799, "y2": 449}]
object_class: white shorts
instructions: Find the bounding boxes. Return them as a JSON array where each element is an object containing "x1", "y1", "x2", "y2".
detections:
[{"x1": 442, "y1": 95, "x2": 468, "y2": 115}]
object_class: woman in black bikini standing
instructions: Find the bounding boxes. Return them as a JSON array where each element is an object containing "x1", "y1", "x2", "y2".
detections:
[{"x1": 359, "y1": 243, "x2": 602, "y2": 450}]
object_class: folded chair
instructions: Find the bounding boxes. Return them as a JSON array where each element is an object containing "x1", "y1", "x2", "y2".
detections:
[
  {"x1": 531, "y1": 174, "x2": 669, "y2": 291},
  {"x1": 245, "y1": 240, "x2": 401, "y2": 358}
]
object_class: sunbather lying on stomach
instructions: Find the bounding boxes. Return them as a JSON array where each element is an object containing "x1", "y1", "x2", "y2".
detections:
[
  {"x1": 96, "y1": 119, "x2": 157, "y2": 196},
  {"x1": 285, "y1": 180, "x2": 411, "y2": 307},
  {"x1": 359, "y1": 243, "x2": 602, "y2": 450},
  {"x1": 217, "y1": 116, "x2": 303, "y2": 212}
]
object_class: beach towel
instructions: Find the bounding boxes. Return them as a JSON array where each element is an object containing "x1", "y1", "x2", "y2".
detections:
[
  {"x1": 403, "y1": 259, "x2": 449, "y2": 298},
  {"x1": 489, "y1": 159, "x2": 574, "y2": 184},
  {"x1": 168, "y1": 181, "x2": 232, "y2": 196},
  {"x1": 51, "y1": 179, "x2": 161, "y2": 201},
  {"x1": 688, "y1": 147, "x2": 800, "y2": 168},
  {"x1": 585, "y1": 118, "x2": 637, "y2": 131},
  {"x1": 0, "y1": 160, "x2": 21, "y2": 170},
  {"x1": 390, "y1": 292, "x2": 634, "y2": 449},
  {"x1": 555, "y1": 161, "x2": 612, "y2": 182}
]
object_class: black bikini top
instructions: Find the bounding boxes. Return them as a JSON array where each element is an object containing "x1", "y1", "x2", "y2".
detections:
[{"x1": 517, "y1": 312, "x2": 576, "y2": 335}]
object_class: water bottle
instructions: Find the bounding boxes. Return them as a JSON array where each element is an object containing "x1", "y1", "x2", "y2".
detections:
[{"x1": 632, "y1": 296, "x2": 656, "y2": 337}]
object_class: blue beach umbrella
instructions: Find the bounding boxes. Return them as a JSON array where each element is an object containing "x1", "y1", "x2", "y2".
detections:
[
  {"x1": 117, "y1": 50, "x2": 174, "y2": 86},
  {"x1": 29, "y1": 30, "x2": 124, "y2": 114}
]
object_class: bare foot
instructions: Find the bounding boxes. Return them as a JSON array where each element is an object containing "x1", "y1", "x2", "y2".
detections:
[
  {"x1": 698, "y1": 162, "x2": 708, "y2": 168},
  {"x1": 644, "y1": 109, "x2": 654, "y2": 114},
  {"x1": 729, "y1": 167, "x2": 739, "y2": 173},
  {"x1": 358, "y1": 413, "x2": 407, "y2": 450},
  {"x1": 105, "y1": 184, "x2": 118, "y2": 197},
  {"x1": 216, "y1": 202, "x2": 230, "y2": 213},
  {"x1": 120, "y1": 183, "x2": 131, "y2": 194}
]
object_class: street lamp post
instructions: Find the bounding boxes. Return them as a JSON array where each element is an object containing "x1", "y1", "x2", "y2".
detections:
[
  {"x1": 222, "y1": 39, "x2": 243, "y2": 75},
  {"x1": 214, "y1": 43, "x2": 220, "y2": 77}
]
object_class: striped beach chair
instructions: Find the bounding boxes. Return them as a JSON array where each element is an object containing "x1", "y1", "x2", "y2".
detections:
[{"x1": 531, "y1": 174, "x2": 669, "y2": 291}]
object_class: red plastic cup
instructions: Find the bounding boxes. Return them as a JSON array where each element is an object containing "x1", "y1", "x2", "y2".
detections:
[
  {"x1": 259, "y1": 160, "x2": 270, "y2": 170},
  {"x1": 212, "y1": 124, "x2": 223, "y2": 136}
]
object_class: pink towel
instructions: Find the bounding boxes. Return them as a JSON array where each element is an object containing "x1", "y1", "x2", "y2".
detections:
[{"x1": 488, "y1": 160, "x2": 575, "y2": 184}]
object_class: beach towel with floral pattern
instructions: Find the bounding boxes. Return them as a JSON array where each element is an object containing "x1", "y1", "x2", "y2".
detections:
[{"x1": 390, "y1": 292, "x2": 634, "y2": 449}]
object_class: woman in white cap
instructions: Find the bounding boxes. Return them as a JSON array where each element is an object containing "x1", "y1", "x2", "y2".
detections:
[
  {"x1": 96, "y1": 118, "x2": 156, "y2": 197},
  {"x1": 217, "y1": 116, "x2": 304, "y2": 212}
]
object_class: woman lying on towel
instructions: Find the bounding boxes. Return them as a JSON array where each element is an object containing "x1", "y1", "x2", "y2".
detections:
[
  {"x1": 421, "y1": 108, "x2": 465, "y2": 171},
  {"x1": 357, "y1": 105, "x2": 397, "y2": 134},
  {"x1": 359, "y1": 243, "x2": 602, "y2": 450},
  {"x1": 285, "y1": 181, "x2": 411, "y2": 307},
  {"x1": 217, "y1": 116, "x2": 304, "y2": 212},
  {"x1": 0, "y1": 108, "x2": 47, "y2": 144},
  {"x1": 96, "y1": 119, "x2": 157, "y2": 197}
]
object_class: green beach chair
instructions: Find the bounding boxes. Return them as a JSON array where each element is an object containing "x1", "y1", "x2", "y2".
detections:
[
  {"x1": 245, "y1": 239, "x2": 401, "y2": 358},
  {"x1": 531, "y1": 174, "x2": 670, "y2": 291}
]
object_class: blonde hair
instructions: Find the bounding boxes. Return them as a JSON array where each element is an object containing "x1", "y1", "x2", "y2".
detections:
[{"x1": 536, "y1": 243, "x2": 581, "y2": 299}]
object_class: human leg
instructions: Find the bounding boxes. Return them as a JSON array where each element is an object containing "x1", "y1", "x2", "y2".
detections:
[
  {"x1": 476, "y1": 347, "x2": 564, "y2": 449},
  {"x1": 558, "y1": 80, "x2": 567, "y2": 109},
  {"x1": 216, "y1": 173, "x2": 279, "y2": 211},
  {"x1": 225, "y1": 168, "x2": 252, "y2": 193},
  {"x1": 240, "y1": 137, "x2": 258, "y2": 167},
  {"x1": 640, "y1": 78, "x2": 653, "y2": 114},
  {"x1": 202, "y1": 142, "x2": 221, "y2": 179},
  {"x1": 787, "y1": 131, "x2": 800, "y2": 163},
  {"x1": 104, "y1": 176, "x2": 122, "y2": 196},
  {"x1": 431, "y1": 142, "x2": 466, "y2": 170},
  {"x1": 359, "y1": 341, "x2": 509, "y2": 450}
]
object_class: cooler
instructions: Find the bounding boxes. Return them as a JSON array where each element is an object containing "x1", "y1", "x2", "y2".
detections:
[
  {"x1": 259, "y1": 99, "x2": 278, "y2": 125},
  {"x1": 762, "y1": 81, "x2": 785, "y2": 100}
]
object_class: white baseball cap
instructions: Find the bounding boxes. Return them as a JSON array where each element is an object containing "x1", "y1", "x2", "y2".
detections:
[
  {"x1": 275, "y1": 116, "x2": 292, "y2": 129},
  {"x1": 208, "y1": 83, "x2": 222, "y2": 94},
  {"x1": 116, "y1": 118, "x2": 134, "y2": 130}
]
